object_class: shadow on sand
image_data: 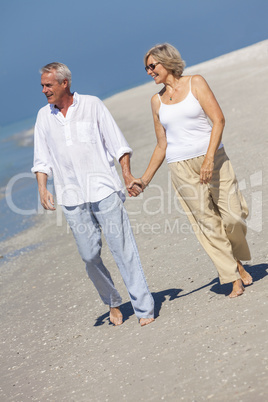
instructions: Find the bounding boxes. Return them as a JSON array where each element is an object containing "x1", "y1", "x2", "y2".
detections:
[
  {"x1": 94, "y1": 288, "x2": 183, "y2": 326},
  {"x1": 94, "y1": 263, "x2": 267, "y2": 326},
  {"x1": 210, "y1": 263, "x2": 267, "y2": 295}
]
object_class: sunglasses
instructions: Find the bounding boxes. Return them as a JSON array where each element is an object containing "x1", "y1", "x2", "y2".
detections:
[{"x1": 145, "y1": 62, "x2": 160, "y2": 72}]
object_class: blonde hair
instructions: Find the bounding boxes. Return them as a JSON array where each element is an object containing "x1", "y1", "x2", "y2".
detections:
[{"x1": 144, "y1": 43, "x2": 185, "y2": 78}]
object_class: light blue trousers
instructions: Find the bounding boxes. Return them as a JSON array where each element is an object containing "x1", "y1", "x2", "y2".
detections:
[{"x1": 62, "y1": 192, "x2": 154, "y2": 319}]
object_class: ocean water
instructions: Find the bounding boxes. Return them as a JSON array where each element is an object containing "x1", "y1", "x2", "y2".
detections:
[{"x1": 0, "y1": 117, "x2": 41, "y2": 242}]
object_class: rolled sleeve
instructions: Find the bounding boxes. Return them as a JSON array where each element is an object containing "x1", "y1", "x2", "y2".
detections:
[
  {"x1": 31, "y1": 164, "x2": 53, "y2": 177},
  {"x1": 116, "y1": 146, "x2": 133, "y2": 162}
]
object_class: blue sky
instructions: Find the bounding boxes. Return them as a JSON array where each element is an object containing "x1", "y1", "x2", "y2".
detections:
[{"x1": 1, "y1": 0, "x2": 267, "y2": 127}]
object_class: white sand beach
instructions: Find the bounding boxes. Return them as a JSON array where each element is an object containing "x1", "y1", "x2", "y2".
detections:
[{"x1": 0, "y1": 40, "x2": 268, "y2": 401}]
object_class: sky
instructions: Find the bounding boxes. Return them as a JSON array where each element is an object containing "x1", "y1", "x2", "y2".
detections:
[{"x1": 0, "y1": 0, "x2": 267, "y2": 127}]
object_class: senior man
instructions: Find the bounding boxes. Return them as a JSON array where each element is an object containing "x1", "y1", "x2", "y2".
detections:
[{"x1": 32, "y1": 62, "x2": 154, "y2": 326}]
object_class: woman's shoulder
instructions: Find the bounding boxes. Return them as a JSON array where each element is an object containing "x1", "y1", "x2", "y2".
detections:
[
  {"x1": 190, "y1": 74, "x2": 209, "y2": 87},
  {"x1": 151, "y1": 90, "x2": 164, "y2": 116},
  {"x1": 151, "y1": 92, "x2": 160, "y2": 105},
  {"x1": 151, "y1": 86, "x2": 166, "y2": 103},
  {"x1": 189, "y1": 75, "x2": 211, "y2": 99}
]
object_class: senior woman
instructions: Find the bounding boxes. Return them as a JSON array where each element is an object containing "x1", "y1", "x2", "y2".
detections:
[{"x1": 130, "y1": 43, "x2": 252, "y2": 298}]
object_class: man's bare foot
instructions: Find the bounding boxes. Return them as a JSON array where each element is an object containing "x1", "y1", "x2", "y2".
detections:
[
  {"x1": 229, "y1": 278, "x2": 245, "y2": 298},
  {"x1": 237, "y1": 260, "x2": 253, "y2": 286},
  {"x1": 109, "y1": 307, "x2": 123, "y2": 326},
  {"x1": 139, "y1": 318, "x2": 155, "y2": 327}
]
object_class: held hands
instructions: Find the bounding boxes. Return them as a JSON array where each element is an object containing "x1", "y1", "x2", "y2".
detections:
[
  {"x1": 200, "y1": 157, "x2": 214, "y2": 184},
  {"x1": 127, "y1": 177, "x2": 147, "y2": 197},
  {"x1": 123, "y1": 173, "x2": 144, "y2": 197}
]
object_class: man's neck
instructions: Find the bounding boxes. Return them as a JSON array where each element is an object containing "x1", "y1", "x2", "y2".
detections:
[{"x1": 55, "y1": 92, "x2": 74, "y2": 117}]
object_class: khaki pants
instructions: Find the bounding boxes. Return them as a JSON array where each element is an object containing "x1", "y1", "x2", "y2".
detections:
[{"x1": 169, "y1": 147, "x2": 251, "y2": 284}]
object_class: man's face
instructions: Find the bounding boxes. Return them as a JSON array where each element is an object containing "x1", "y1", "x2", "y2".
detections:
[{"x1": 41, "y1": 70, "x2": 67, "y2": 106}]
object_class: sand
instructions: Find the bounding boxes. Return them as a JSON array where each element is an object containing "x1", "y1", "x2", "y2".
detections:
[{"x1": 0, "y1": 40, "x2": 268, "y2": 401}]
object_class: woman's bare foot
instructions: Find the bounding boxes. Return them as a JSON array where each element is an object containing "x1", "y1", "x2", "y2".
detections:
[
  {"x1": 109, "y1": 307, "x2": 123, "y2": 326},
  {"x1": 237, "y1": 260, "x2": 253, "y2": 286},
  {"x1": 229, "y1": 278, "x2": 245, "y2": 298},
  {"x1": 139, "y1": 318, "x2": 155, "y2": 327}
]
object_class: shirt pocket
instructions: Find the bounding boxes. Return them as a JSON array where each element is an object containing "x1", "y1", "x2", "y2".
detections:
[{"x1": 76, "y1": 121, "x2": 97, "y2": 143}]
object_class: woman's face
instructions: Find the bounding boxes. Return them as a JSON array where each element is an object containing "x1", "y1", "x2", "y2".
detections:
[{"x1": 145, "y1": 55, "x2": 168, "y2": 84}]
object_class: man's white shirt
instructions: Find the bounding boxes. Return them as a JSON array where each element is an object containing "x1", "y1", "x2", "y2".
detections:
[{"x1": 32, "y1": 92, "x2": 132, "y2": 206}]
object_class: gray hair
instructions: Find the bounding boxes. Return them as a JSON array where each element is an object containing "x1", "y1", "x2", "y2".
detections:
[
  {"x1": 40, "y1": 62, "x2": 72, "y2": 88},
  {"x1": 144, "y1": 43, "x2": 186, "y2": 78}
]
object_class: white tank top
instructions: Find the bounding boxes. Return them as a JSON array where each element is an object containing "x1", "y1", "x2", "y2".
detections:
[{"x1": 158, "y1": 77, "x2": 223, "y2": 163}]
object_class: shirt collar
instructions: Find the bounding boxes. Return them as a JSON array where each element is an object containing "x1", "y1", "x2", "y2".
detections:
[{"x1": 50, "y1": 92, "x2": 79, "y2": 114}]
